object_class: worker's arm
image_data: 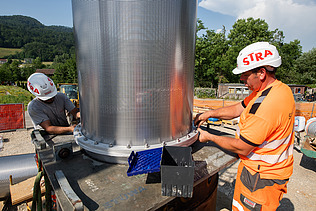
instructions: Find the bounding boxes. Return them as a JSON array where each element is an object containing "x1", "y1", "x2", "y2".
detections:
[
  {"x1": 40, "y1": 120, "x2": 76, "y2": 135},
  {"x1": 194, "y1": 102, "x2": 244, "y2": 128},
  {"x1": 197, "y1": 127, "x2": 255, "y2": 156}
]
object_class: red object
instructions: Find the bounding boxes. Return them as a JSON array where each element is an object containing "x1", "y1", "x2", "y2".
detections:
[{"x1": 0, "y1": 104, "x2": 25, "y2": 131}]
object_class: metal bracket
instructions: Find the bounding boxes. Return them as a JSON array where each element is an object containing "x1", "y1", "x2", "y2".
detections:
[
  {"x1": 55, "y1": 170, "x2": 84, "y2": 211},
  {"x1": 33, "y1": 130, "x2": 47, "y2": 150}
]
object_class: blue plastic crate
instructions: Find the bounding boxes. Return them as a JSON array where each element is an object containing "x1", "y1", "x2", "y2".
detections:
[{"x1": 127, "y1": 147, "x2": 163, "y2": 176}]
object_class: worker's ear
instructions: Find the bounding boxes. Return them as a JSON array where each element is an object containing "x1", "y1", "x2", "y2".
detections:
[{"x1": 258, "y1": 67, "x2": 267, "y2": 81}]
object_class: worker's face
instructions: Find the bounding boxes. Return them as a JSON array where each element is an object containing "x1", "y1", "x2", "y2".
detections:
[
  {"x1": 41, "y1": 97, "x2": 55, "y2": 104},
  {"x1": 240, "y1": 69, "x2": 262, "y2": 92}
]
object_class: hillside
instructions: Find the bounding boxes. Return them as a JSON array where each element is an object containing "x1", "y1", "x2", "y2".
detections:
[{"x1": 0, "y1": 15, "x2": 74, "y2": 61}]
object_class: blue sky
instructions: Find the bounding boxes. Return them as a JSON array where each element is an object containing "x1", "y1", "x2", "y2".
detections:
[{"x1": 0, "y1": 0, "x2": 315, "y2": 52}]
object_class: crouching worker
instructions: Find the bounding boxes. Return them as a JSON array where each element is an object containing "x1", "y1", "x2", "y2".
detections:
[{"x1": 27, "y1": 73, "x2": 80, "y2": 135}]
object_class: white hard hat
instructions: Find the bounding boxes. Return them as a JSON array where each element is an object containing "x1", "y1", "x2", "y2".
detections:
[
  {"x1": 232, "y1": 42, "x2": 281, "y2": 74},
  {"x1": 27, "y1": 73, "x2": 57, "y2": 100}
]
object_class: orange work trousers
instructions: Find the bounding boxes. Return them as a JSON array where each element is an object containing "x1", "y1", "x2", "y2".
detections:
[{"x1": 232, "y1": 162, "x2": 288, "y2": 211}]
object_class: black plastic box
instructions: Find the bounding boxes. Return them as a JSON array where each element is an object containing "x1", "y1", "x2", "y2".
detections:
[{"x1": 161, "y1": 146, "x2": 194, "y2": 198}]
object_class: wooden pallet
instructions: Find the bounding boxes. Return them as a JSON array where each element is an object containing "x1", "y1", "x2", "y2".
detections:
[
  {"x1": 222, "y1": 119, "x2": 238, "y2": 125},
  {"x1": 10, "y1": 175, "x2": 45, "y2": 205}
]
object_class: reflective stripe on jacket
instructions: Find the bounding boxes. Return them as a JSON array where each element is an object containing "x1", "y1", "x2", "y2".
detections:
[{"x1": 237, "y1": 80, "x2": 295, "y2": 179}]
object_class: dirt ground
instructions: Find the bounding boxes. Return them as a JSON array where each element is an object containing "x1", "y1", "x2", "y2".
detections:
[{"x1": 0, "y1": 114, "x2": 316, "y2": 210}]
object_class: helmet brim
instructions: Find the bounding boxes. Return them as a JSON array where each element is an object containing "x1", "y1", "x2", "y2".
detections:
[
  {"x1": 232, "y1": 67, "x2": 244, "y2": 75},
  {"x1": 37, "y1": 89, "x2": 57, "y2": 101}
]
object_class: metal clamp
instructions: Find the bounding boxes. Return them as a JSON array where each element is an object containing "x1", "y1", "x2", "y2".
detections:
[{"x1": 33, "y1": 130, "x2": 47, "y2": 150}]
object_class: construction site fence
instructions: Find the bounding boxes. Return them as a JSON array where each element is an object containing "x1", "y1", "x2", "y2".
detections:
[
  {"x1": 194, "y1": 99, "x2": 316, "y2": 121},
  {"x1": 0, "y1": 103, "x2": 25, "y2": 132}
]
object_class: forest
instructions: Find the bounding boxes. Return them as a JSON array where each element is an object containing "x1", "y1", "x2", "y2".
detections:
[
  {"x1": 0, "y1": 15, "x2": 74, "y2": 61},
  {"x1": 0, "y1": 15, "x2": 315, "y2": 87}
]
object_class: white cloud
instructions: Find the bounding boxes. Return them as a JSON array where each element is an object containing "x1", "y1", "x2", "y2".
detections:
[
  {"x1": 216, "y1": 29, "x2": 222, "y2": 33},
  {"x1": 199, "y1": 0, "x2": 316, "y2": 52}
]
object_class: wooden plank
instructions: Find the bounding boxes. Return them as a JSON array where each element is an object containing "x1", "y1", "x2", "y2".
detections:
[
  {"x1": 222, "y1": 119, "x2": 238, "y2": 125},
  {"x1": 0, "y1": 201, "x2": 4, "y2": 210},
  {"x1": 10, "y1": 175, "x2": 45, "y2": 205}
]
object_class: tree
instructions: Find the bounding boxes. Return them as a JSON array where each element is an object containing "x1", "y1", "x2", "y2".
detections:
[
  {"x1": 20, "y1": 65, "x2": 36, "y2": 81},
  {"x1": 277, "y1": 40, "x2": 302, "y2": 83},
  {"x1": 195, "y1": 20, "x2": 229, "y2": 87},
  {"x1": 32, "y1": 57, "x2": 46, "y2": 69},
  {"x1": 52, "y1": 54, "x2": 77, "y2": 83},
  {"x1": 294, "y1": 48, "x2": 316, "y2": 84},
  {"x1": 10, "y1": 60, "x2": 23, "y2": 81},
  {"x1": 53, "y1": 53, "x2": 71, "y2": 64},
  {"x1": 0, "y1": 63, "x2": 12, "y2": 83},
  {"x1": 225, "y1": 18, "x2": 277, "y2": 83}
]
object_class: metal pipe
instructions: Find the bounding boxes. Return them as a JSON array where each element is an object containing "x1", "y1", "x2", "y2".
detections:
[{"x1": 0, "y1": 153, "x2": 38, "y2": 199}]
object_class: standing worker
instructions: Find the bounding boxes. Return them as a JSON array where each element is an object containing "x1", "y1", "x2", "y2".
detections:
[
  {"x1": 195, "y1": 42, "x2": 295, "y2": 211},
  {"x1": 27, "y1": 73, "x2": 80, "y2": 134}
]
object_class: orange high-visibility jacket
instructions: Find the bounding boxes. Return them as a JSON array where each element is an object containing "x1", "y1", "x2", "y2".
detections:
[{"x1": 237, "y1": 80, "x2": 295, "y2": 179}]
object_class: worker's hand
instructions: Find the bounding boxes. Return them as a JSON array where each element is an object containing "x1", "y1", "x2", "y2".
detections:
[
  {"x1": 76, "y1": 112, "x2": 80, "y2": 119},
  {"x1": 197, "y1": 128, "x2": 211, "y2": 143},
  {"x1": 69, "y1": 124, "x2": 77, "y2": 132},
  {"x1": 194, "y1": 112, "x2": 209, "y2": 128}
]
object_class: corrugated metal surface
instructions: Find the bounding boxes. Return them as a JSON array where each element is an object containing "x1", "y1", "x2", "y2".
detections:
[
  {"x1": 72, "y1": 0, "x2": 197, "y2": 147},
  {"x1": 0, "y1": 153, "x2": 37, "y2": 198}
]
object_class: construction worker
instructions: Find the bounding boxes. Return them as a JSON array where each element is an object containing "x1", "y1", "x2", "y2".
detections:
[
  {"x1": 194, "y1": 42, "x2": 295, "y2": 211},
  {"x1": 27, "y1": 73, "x2": 80, "y2": 134}
]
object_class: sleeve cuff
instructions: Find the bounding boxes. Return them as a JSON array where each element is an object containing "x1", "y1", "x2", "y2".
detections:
[
  {"x1": 241, "y1": 100, "x2": 246, "y2": 108},
  {"x1": 240, "y1": 134, "x2": 260, "y2": 147}
]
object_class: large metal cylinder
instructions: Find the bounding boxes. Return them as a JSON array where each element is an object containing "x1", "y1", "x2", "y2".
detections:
[{"x1": 72, "y1": 0, "x2": 198, "y2": 163}]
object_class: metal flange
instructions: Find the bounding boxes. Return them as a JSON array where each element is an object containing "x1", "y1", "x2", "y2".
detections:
[{"x1": 73, "y1": 123, "x2": 198, "y2": 164}]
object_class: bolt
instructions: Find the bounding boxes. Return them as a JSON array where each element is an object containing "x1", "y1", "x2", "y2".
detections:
[
  {"x1": 145, "y1": 143, "x2": 149, "y2": 148},
  {"x1": 109, "y1": 143, "x2": 113, "y2": 147},
  {"x1": 177, "y1": 138, "x2": 181, "y2": 142},
  {"x1": 94, "y1": 141, "x2": 98, "y2": 145},
  {"x1": 127, "y1": 144, "x2": 131, "y2": 149}
]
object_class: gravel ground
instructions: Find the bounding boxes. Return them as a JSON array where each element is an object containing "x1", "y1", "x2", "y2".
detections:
[
  {"x1": 0, "y1": 129, "x2": 35, "y2": 157},
  {"x1": 0, "y1": 114, "x2": 316, "y2": 210},
  {"x1": 216, "y1": 147, "x2": 316, "y2": 211}
]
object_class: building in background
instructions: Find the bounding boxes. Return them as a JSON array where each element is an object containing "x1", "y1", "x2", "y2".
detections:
[{"x1": 217, "y1": 83, "x2": 250, "y2": 100}]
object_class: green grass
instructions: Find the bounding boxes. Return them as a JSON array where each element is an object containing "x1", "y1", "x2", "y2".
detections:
[
  {"x1": 0, "y1": 47, "x2": 22, "y2": 58},
  {"x1": 43, "y1": 61, "x2": 53, "y2": 66},
  {"x1": 0, "y1": 85, "x2": 33, "y2": 110}
]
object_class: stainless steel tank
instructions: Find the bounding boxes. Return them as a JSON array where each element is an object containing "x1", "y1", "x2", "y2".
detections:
[{"x1": 72, "y1": 0, "x2": 198, "y2": 163}]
